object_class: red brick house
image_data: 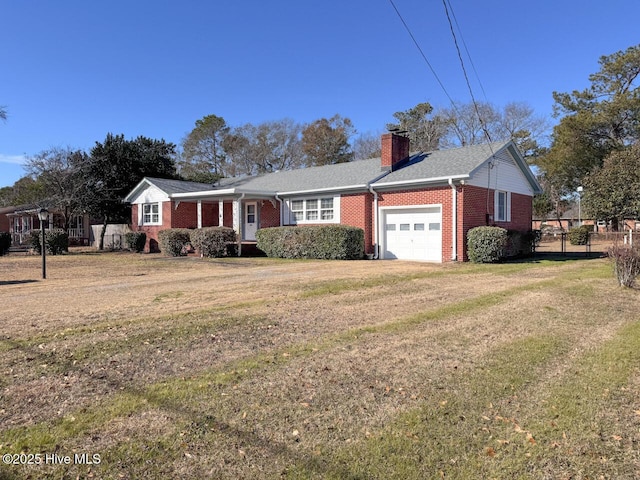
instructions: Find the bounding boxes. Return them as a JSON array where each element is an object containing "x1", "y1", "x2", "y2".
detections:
[
  {"x1": 124, "y1": 133, "x2": 541, "y2": 262},
  {"x1": 2, "y1": 205, "x2": 91, "y2": 246}
]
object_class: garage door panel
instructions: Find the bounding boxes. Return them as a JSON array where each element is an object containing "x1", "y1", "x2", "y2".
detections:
[{"x1": 383, "y1": 208, "x2": 442, "y2": 262}]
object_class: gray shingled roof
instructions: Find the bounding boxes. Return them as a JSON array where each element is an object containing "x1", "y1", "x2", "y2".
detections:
[
  {"x1": 373, "y1": 141, "x2": 510, "y2": 185},
  {"x1": 142, "y1": 177, "x2": 217, "y2": 194},
  {"x1": 238, "y1": 157, "x2": 384, "y2": 193},
  {"x1": 140, "y1": 140, "x2": 529, "y2": 199}
]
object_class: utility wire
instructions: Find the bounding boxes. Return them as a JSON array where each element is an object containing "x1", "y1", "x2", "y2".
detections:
[
  {"x1": 387, "y1": 0, "x2": 458, "y2": 110},
  {"x1": 442, "y1": 0, "x2": 494, "y2": 145},
  {"x1": 445, "y1": 0, "x2": 489, "y2": 102},
  {"x1": 441, "y1": 0, "x2": 498, "y2": 219}
]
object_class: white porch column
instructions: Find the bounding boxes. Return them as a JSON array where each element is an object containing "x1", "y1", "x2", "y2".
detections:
[
  {"x1": 197, "y1": 200, "x2": 202, "y2": 229},
  {"x1": 218, "y1": 200, "x2": 224, "y2": 227},
  {"x1": 233, "y1": 196, "x2": 244, "y2": 256}
]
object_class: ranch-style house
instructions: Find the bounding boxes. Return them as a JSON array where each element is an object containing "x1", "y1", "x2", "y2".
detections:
[{"x1": 124, "y1": 133, "x2": 541, "y2": 262}]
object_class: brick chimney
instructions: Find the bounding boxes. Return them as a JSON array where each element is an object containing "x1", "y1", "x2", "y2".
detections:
[{"x1": 381, "y1": 132, "x2": 410, "y2": 172}]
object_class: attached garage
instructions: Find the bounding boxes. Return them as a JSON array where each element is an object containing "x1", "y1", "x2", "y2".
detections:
[{"x1": 381, "y1": 206, "x2": 442, "y2": 262}]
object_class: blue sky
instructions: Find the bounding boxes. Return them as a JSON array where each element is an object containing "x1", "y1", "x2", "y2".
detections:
[{"x1": 1, "y1": 0, "x2": 638, "y2": 188}]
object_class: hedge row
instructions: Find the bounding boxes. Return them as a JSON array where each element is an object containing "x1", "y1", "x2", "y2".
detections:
[
  {"x1": 158, "y1": 229, "x2": 192, "y2": 257},
  {"x1": 28, "y1": 229, "x2": 69, "y2": 255},
  {"x1": 157, "y1": 227, "x2": 237, "y2": 257},
  {"x1": 255, "y1": 225, "x2": 364, "y2": 260},
  {"x1": 191, "y1": 227, "x2": 237, "y2": 258}
]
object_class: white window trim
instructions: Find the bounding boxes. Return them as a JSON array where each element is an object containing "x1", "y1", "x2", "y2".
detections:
[
  {"x1": 494, "y1": 190, "x2": 511, "y2": 222},
  {"x1": 140, "y1": 202, "x2": 162, "y2": 226},
  {"x1": 286, "y1": 195, "x2": 340, "y2": 225}
]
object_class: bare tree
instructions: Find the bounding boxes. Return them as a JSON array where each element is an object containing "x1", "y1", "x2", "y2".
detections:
[
  {"x1": 353, "y1": 131, "x2": 382, "y2": 160},
  {"x1": 25, "y1": 147, "x2": 88, "y2": 232},
  {"x1": 224, "y1": 119, "x2": 304, "y2": 175},
  {"x1": 439, "y1": 101, "x2": 548, "y2": 158}
]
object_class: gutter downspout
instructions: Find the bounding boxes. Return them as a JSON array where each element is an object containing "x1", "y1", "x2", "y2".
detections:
[
  {"x1": 275, "y1": 194, "x2": 283, "y2": 226},
  {"x1": 368, "y1": 184, "x2": 379, "y2": 259},
  {"x1": 448, "y1": 178, "x2": 458, "y2": 261}
]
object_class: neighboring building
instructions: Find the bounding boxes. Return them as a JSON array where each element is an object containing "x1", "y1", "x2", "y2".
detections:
[
  {"x1": 3, "y1": 205, "x2": 91, "y2": 246},
  {"x1": 0, "y1": 206, "x2": 13, "y2": 233},
  {"x1": 124, "y1": 133, "x2": 541, "y2": 262},
  {"x1": 533, "y1": 204, "x2": 639, "y2": 232}
]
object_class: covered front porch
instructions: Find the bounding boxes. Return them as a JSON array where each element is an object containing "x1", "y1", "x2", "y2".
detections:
[
  {"x1": 6, "y1": 208, "x2": 90, "y2": 246},
  {"x1": 181, "y1": 195, "x2": 281, "y2": 255}
]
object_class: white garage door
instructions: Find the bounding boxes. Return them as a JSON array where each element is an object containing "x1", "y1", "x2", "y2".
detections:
[{"x1": 383, "y1": 207, "x2": 442, "y2": 262}]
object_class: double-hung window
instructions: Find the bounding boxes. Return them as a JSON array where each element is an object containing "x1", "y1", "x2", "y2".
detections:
[
  {"x1": 289, "y1": 197, "x2": 336, "y2": 224},
  {"x1": 142, "y1": 203, "x2": 161, "y2": 225},
  {"x1": 494, "y1": 191, "x2": 510, "y2": 222}
]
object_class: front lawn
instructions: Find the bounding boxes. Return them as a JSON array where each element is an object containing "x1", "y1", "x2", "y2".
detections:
[{"x1": 0, "y1": 253, "x2": 638, "y2": 479}]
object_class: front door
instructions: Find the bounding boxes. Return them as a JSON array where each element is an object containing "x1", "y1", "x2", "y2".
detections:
[{"x1": 244, "y1": 202, "x2": 258, "y2": 241}]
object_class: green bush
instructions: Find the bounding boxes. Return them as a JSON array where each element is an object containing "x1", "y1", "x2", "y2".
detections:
[
  {"x1": 125, "y1": 231, "x2": 147, "y2": 252},
  {"x1": 256, "y1": 225, "x2": 364, "y2": 260},
  {"x1": 29, "y1": 229, "x2": 69, "y2": 255},
  {"x1": 45, "y1": 228, "x2": 69, "y2": 255},
  {"x1": 608, "y1": 244, "x2": 640, "y2": 287},
  {"x1": 467, "y1": 226, "x2": 508, "y2": 263},
  {"x1": 505, "y1": 229, "x2": 537, "y2": 258},
  {"x1": 568, "y1": 225, "x2": 590, "y2": 245},
  {"x1": 0, "y1": 232, "x2": 11, "y2": 255},
  {"x1": 190, "y1": 227, "x2": 236, "y2": 257},
  {"x1": 29, "y1": 230, "x2": 42, "y2": 254},
  {"x1": 158, "y1": 228, "x2": 191, "y2": 256}
]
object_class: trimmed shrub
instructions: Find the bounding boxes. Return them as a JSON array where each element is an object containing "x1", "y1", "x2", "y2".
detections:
[
  {"x1": 125, "y1": 231, "x2": 147, "y2": 253},
  {"x1": 45, "y1": 228, "x2": 69, "y2": 255},
  {"x1": 568, "y1": 225, "x2": 590, "y2": 245},
  {"x1": 0, "y1": 232, "x2": 11, "y2": 256},
  {"x1": 256, "y1": 225, "x2": 364, "y2": 260},
  {"x1": 505, "y1": 229, "x2": 537, "y2": 258},
  {"x1": 467, "y1": 226, "x2": 508, "y2": 263},
  {"x1": 158, "y1": 228, "x2": 191, "y2": 257},
  {"x1": 191, "y1": 227, "x2": 236, "y2": 258},
  {"x1": 29, "y1": 229, "x2": 69, "y2": 255},
  {"x1": 608, "y1": 244, "x2": 640, "y2": 287},
  {"x1": 29, "y1": 230, "x2": 42, "y2": 254}
]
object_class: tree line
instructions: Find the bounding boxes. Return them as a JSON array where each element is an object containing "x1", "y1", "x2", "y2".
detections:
[
  {"x1": 0, "y1": 100, "x2": 547, "y2": 220},
  {"x1": 3, "y1": 42, "x2": 638, "y2": 242},
  {"x1": 533, "y1": 44, "x2": 640, "y2": 229}
]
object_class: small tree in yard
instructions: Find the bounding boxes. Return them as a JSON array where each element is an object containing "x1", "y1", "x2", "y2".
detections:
[{"x1": 608, "y1": 243, "x2": 640, "y2": 287}]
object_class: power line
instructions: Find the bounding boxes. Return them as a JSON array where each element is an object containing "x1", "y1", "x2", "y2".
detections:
[
  {"x1": 387, "y1": 0, "x2": 457, "y2": 109},
  {"x1": 441, "y1": 0, "x2": 494, "y2": 145},
  {"x1": 445, "y1": 0, "x2": 489, "y2": 102}
]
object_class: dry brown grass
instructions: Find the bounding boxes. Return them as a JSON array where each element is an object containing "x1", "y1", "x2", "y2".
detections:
[{"x1": 1, "y1": 250, "x2": 639, "y2": 479}]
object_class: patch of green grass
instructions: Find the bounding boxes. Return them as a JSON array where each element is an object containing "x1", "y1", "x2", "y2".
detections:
[
  {"x1": 286, "y1": 335, "x2": 567, "y2": 479},
  {"x1": 153, "y1": 291, "x2": 185, "y2": 302},
  {"x1": 483, "y1": 320, "x2": 640, "y2": 479}
]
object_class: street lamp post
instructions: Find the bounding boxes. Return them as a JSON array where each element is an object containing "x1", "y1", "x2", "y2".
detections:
[
  {"x1": 37, "y1": 208, "x2": 49, "y2": 279},
  {"x1": 577, "y1": 186, "x2": 583, "y2": 226}
]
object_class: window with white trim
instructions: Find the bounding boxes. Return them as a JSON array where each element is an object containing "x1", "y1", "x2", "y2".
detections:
[
  {"x1": 494, "y1": 191, "x2": 511, "y2": 222},
  {"x1": 142, "y1": 203, "x2": 161, "y2": 225},
  {"x1": 288, "y1": 197, "x2": 337, "y2": 224}
]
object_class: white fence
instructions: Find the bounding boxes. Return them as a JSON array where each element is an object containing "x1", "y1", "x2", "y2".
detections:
[{"x1": 91, "y1": 224, "x2": 132, "y2": 249}]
